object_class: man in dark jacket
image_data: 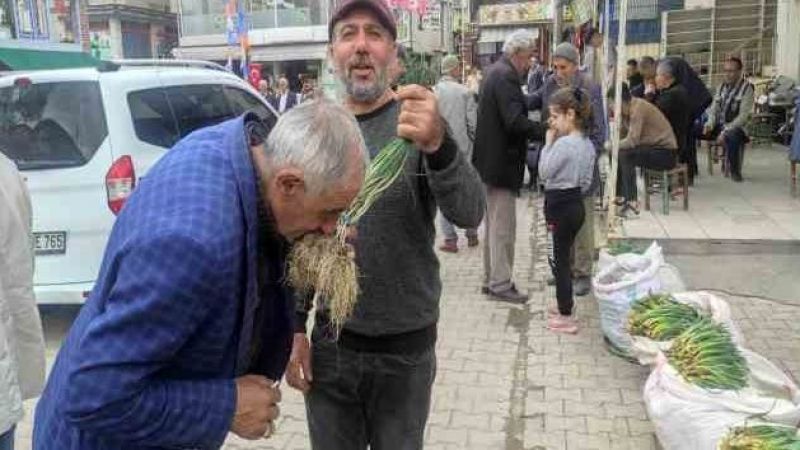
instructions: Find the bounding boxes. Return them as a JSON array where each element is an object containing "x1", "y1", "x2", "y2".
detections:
[
  {"x1": 654, "y1": 59, "x2": 692, "y2": 173},
  {"x1": 473, "y1": 29, "x2": 543, "y2": 303}
]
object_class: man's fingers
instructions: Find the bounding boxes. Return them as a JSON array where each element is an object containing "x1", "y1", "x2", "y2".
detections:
[
  {"x1": 396, "y1": 84, "x2": 431, "y2": 101},
  {"x1": 301, "y1": 352, "x2": 313, "y2": 382},
  {"x1": 397, "y1": 123, "x2": 423, "y2": 141},
  {"x1": 398, "y1": 110, "x2": 429, "y2": 127},
  {"x1": 286, "y1": 362, "x2": 311, "y2": 392}
]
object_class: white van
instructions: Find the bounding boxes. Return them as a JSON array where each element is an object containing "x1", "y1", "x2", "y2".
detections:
[{"x1": 0, "y1": 61, "x2": 279, "y2": 304}]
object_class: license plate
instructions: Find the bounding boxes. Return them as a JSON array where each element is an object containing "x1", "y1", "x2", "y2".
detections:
[{"x1": 34, "y1": 232, "x2": 67, "y2": 255}]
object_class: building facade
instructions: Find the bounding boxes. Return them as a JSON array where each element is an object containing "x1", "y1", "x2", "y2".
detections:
[{"x1": 87, "y1": 0, "x2": 178, "y2": 60}]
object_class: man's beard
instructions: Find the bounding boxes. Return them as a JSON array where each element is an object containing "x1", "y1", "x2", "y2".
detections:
[{"x1": 337, "y1": 54, "x2": 389, "y2": 103}]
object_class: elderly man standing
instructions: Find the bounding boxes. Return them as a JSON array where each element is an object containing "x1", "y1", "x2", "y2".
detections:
[
  {"x1": 285, "y1": 1, "x2": 485, "y2": 449},
  {"x1": 704, "y1": 56, "x2": 754, "y2": 182},
  {"x1": 33, "y1": 100, "x2": 368, "y2": 449},
  {"x1": 434, "y1": 54, "x2": 479, "y2": 252},
  {"x1": 270, "y1": 77, "x2": 298, "y2": 113},
  {"x1": 0, "y1": 152, "x2": 46, "y2": 450},
  {"x1": 527, "y1": 42, "x2": 606, "y2": 297},
  {"x1": 472, "y1": 29, "x2": 543, "y2": 303}
]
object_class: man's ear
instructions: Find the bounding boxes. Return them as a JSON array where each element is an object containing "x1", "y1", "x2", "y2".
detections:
[{"x1": 273, "y1": 167, "x2": 305, "y2": 197}]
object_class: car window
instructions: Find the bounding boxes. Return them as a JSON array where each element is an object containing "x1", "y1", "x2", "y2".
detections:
[
  {"x1": 165, "y1": 84, "x2": 236, "y2": 138},
  {"x1": 128, "y1": 88, "x2": 180, "y2": 148},
  {"x1": 0, "y1": 80, "x2": 108, "y2": 170},
  {"x1": 225, "y1": 86, "x2": 279, "y2": 136}
]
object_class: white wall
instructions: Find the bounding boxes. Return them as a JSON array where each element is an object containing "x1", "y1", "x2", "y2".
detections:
[
  {"x1": 684, "y1": 0, "x2": 714, "y2": 8},
  {"x1": 776, "y1": 0, "x2": 800, "y2": 80}
]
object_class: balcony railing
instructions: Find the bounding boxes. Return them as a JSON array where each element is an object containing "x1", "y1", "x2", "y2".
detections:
[{"x1": 179, "y1": 0, "x2": 327, "y2": 37}]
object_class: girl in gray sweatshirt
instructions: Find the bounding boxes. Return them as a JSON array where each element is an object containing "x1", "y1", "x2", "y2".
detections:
[{"x1": 538, "y1": 88, "x2": 596, "y2": 334}]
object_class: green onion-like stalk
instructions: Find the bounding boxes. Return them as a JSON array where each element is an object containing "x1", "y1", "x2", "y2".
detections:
[
  {"x1": 719, "y1": 424, "x2": 800, "y2": 450},
  {"x1": 337, "y1": 137, "x2": 410, "y2": 241}
]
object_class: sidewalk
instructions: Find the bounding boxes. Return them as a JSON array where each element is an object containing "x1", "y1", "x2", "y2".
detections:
[
  {"x1": 223, "y1": 194, "x2": 664, "y2": 450},
  {"x1": 16, "y1": 193, "x2": 800, "y2": 450},
  {"x1": 621, "y1": 143, "x2": 800, "y2": 241}
]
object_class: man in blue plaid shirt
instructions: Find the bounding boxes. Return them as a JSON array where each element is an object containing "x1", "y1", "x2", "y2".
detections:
[{"x1": 33, "y1": 99, "x2": 368, "y2": 449}]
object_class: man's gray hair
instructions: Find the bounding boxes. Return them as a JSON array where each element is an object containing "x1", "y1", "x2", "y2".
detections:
[
  {"x1": 502, "y1": 29, "x2": 537, "y2": 57},
  {"x1": 656, "y1": 59, "x2": 676, "y2": 80},
  {"x1": 261, "y1": 98, "x2": 368, "y2": 195}
]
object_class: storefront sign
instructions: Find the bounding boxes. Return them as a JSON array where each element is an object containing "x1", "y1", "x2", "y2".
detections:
[{"x1": 479, "y1": 1, "x2": 552, "y2": 26}]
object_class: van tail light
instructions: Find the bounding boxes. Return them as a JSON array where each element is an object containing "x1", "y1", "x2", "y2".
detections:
[{"x1": 106, "y1": 155, "x2": 135, "y2": 215}]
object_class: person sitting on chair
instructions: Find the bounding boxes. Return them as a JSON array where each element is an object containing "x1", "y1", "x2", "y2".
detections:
[
  {"x1": 608, "y1": 84, "x2": 678, "y2": 215},
  {"x1": 703, "y1": 56, "x2": 754, "y2": 182}
]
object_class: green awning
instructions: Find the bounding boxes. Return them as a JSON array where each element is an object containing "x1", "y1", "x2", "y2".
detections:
[{"x1": 0, "y1": 47, "x2": 101, "y2": 71}]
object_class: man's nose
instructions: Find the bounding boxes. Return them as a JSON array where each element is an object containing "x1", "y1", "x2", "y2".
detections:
[{"x1": 320, "y1": 219, "x2": 338, "y2": 236}]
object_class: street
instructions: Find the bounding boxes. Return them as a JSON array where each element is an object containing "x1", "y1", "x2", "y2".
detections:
[{"x1": 16, "y1": 193, "x2": 800, "y2": 450}]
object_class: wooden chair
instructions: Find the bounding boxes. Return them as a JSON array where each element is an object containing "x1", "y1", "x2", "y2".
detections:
[
  {"x1": 644, "y1": 164, "x2": 690, "y2": 215},
  {"x1": 706, "y1": 140, "x2": 728, "y2": 176}
]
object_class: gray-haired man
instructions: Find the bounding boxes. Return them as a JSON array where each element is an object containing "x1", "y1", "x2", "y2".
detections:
[
  {"x1": 33, "y1": 99, "x2": 368, "y2": 449},
  {"x1": 472, "y1": 29, "x2": 544, "y2": 303},
  {"x1": 434, "y1": 54, "x2": 479, "y2": 252}
]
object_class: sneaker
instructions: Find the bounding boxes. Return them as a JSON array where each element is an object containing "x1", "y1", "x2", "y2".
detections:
[
  {"x1": 488, "y1": 285, "x2": 528, "y2": 304},
  {"x1": 439, "y1": 239, "x2": 458, "y2": 253},
  {"x1": 573, "y1": 277, "x2": 591, "y2": 297},
  {"x1": 467, "y1": 236, "x2": 480, "y2": 247},
  {"x1": 732, "y1": 173, "x2": 743, "y2": 182},
  {"x1": 547, "y1": 314, "x2": 579, "y2": 334}
]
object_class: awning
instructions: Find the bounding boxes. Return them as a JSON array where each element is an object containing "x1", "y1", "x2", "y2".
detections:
[
  {"x1": 0, "y1": 47, "x2": 101, "y2": 71},
  {"x1": 479, "y1": 27, "x2": 539, "y2": 43}
]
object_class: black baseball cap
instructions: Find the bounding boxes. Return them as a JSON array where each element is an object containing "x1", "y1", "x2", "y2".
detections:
[{"x1": 329, "y1": 0, "x2": 397, "y2": 41}]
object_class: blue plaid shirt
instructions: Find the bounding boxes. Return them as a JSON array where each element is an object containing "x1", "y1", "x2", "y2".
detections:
[{"x1": 33, "y1": 115, "x2": 293, "y2": 449}]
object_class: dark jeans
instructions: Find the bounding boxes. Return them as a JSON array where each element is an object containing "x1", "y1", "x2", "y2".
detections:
[
  {"x1": 305, "y1": 336, "x2": 437, "y2": 450},
  {"x1": 712, "y1": 125, "x2": 747, "y2": 177},
  {"x1": 617, "y1": 147, "x2": 676, "y2": 202},
  {"x1": 0, "y1": 426, "x2": 14, "y2": 450},
  {"x1": 545, "y1": 189, "x2": 585, "y2": 316}
]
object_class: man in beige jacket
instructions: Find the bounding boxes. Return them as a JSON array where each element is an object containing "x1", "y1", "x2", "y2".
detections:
[{"x1": 0, "y1": 152, "x2": 46, "y2": 449}]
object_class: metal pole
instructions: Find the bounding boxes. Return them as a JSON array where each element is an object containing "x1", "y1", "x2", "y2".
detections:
[{"x1": 606, "y1": 0, "x2": 628, "y2": 234}]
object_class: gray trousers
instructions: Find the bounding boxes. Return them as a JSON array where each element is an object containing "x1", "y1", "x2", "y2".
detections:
[
  {"x1": 439, "y1": 213, "x2": 478, "y2": 241},
  {"x1": 482, "y1": 185, "x2": 517, "y2": 291},
  {"x1": 305, "y1": 339, "x2": 436, "y2": 450}
]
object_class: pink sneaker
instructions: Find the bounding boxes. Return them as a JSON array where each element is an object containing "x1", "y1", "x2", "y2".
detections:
[{"x1": 547, "y1": 314, "x2": 579, "y2": 334}]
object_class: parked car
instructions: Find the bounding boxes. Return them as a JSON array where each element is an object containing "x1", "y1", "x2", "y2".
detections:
[{"x1": 0, "y1": 61, "x2": 279, "y2": 304}]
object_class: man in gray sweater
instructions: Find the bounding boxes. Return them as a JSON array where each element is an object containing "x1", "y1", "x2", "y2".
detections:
[{"x1": 285, "y1": 1, "x2": 485, "y2": 449}]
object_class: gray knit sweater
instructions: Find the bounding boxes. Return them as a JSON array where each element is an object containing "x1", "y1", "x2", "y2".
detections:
[
  {"x1": 296, "y1": 100, "x2": 485, "y2": 336},
  {"x1": 538, "y1": 133, "x2": 596, "y2": 194}
]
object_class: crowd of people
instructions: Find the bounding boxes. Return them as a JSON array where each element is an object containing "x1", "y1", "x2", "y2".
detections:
[{"x1": 0, "y1": 0, "x2": 761, "y2": 449}]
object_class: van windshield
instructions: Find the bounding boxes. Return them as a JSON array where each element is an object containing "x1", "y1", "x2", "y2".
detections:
[{"x1": 0, "y1": 80, "x2": 108, "y2": 170}]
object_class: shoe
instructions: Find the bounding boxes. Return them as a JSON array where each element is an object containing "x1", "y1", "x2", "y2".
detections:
[
  {"x1": 732, "y1": 173, "x2": 743, "y2": 182},
  {"x1": 547, "y1": 314, "x2": 579, "y2": 334},
  {"x1": 481, "y1": 286, "x2": 489, "y2": 294},
  {"x1": 573, "y1": 277, "x2": 591, "y2": 297},
  {"x1": 488, "y1": 285, "x2": 528, "y2": 304},
  {"x1": 467, "y1": 236, "x2": 479, "y2": 247},
  {"x1": 439, "y1": 239, "x2": 458, "y2": 253}
]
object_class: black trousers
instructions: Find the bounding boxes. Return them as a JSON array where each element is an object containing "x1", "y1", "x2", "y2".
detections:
[
  {"x1": 545, "y1": 188, "x2": 585, "y2": 316},
  {"x1": 616, "y1": 147, "x2": 676, "y2": 202},
  {"x1": 305, "y1": 333, "x2": 436, "y2": 450},
  {"x1": 711, "y1": 125, "x2": 748, "y2": 177}
]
